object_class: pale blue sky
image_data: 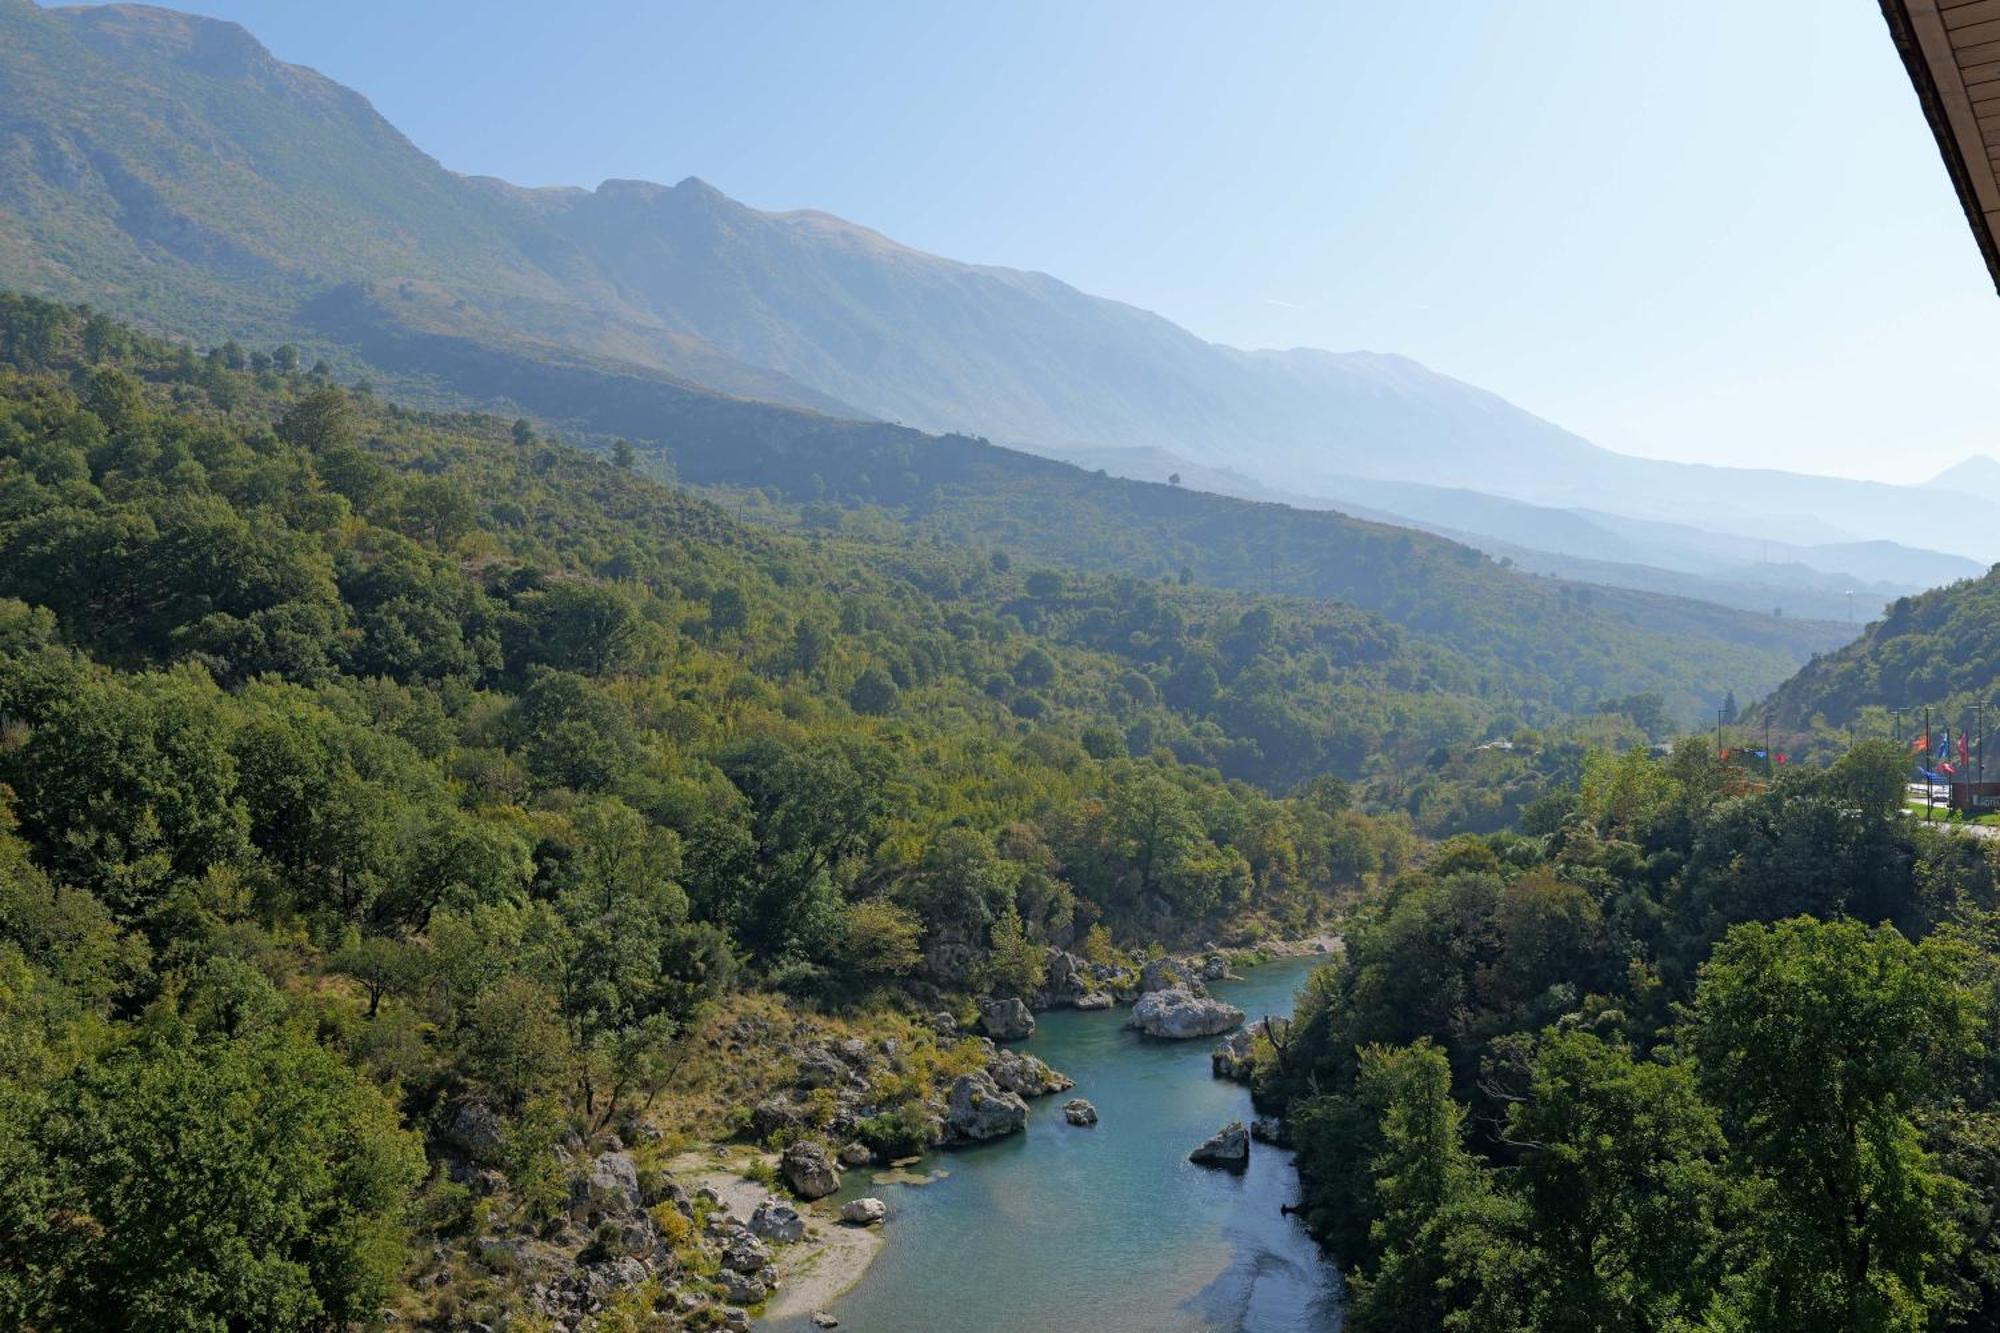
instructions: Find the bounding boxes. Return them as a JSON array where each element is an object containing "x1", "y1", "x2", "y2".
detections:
[{"x1": 132, "y1": 1, "x2": 2000, "y2": 481}]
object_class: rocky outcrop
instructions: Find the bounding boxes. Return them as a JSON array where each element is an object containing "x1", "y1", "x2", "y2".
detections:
[
  {"x1": 749, "y1": 1197, "x2": 805, "y2": 1243},
  {"x1": 943, "y1": 1069, "x2": 1030, "y2": 1142},
  {"x1": 442, "y1": 1099, "x2": 506, "y2": 1164},
  {"x1": 752, "y1": 1094, "x2": 804, "y2": 1141},
  {"x1": 1042, "y1": 948, "x2": 1089, "y2": 1006},
  {"x1": 840, "y1": 1196, "x2": 887, "y2": 1226},
  {"x1": 986, "y1": 1044, "x2": 1074, "y2": 1097},
  {"x1": 1198, "y1": 951, "x2": 1238, "y2": 983},
  {"x1": 714, "y1": 1221, "x2": 773, "y2": 1274},
  {"x1": 1189, "y1": 1121, "x2": 1250, "y2": 1168},
  {"x1": 978, "y1": 996, "x2": 1035, "y2": 1041},
  {"x1": 1139, "y1": 956, "x2": 1202, "y2": 996},
  {"x1": 1250, "y1": 1115, "x2": 1288, "y2": 1146},
  {"x1": 1074, "y1": 990, "x2": 1115, "y2": 1009},
  {"x1": 781, "y1": 1141, "x2": 842, "y2": 1200},
  {"x1": 570, "y1": 1150, "x2": 643, "y2": 1220},
  {"x1": 1211, "y1": 1020, "x2": 1264, "y2": 1082},
  {"x1": 1129, "y1": 988, "x2": 1245, "y2": 1040},
  {"x1": 1063, "y1": 1098, "x2": 1099, "y2": 1126},
  {"x1": 721, "y1": 1268, "x2": 769, "y2": 1304},
  {"x1": 838, "y1": 1140, "x2": 874, "y2": 1167}
]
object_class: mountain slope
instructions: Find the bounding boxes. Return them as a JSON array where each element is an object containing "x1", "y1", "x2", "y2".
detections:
[
  {"x1": 0, "y1": 0, "x2": 1856, "y2": 727},
  {"x1": 1761, "y1": 567, "x2": 2000, "y2": 731},
  {"x1": 5, "y1": 0, "x2": 1995, "y2": 565},
  {"x1": 0, "y1": 0, "x2": 848, "y2": 413},
  {"x1": 300, "y1": 281, "x2": 1850, "y2": 723},
  {"x1": 1929, "y1": 454, "x2": 2000, "y2": 505}
]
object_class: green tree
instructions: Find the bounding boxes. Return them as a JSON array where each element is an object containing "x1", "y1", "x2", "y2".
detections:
[
  {"x1": 1504, "y1": 1030, "x2": 1725, "y2": 1332},
  {"x1": 695, "y1": 736, "x2": 893, "y2": 962},
  {"x1": 836, "y1": 898, "x2": 924, "y2": 980},
  {"x1": 398, "y1": 476, "x2": 476, "y2": 549},
  {"x1": 848, "y1": 664, "x2": 900, "y2": 715},
  {"x1": 980, "y1": 906, "x2": 1046, "y2": 997},
  {"x1": 1345, "y1": 1041, "x2": 1500, "y2": 1333},
  {"x1": 1, "y1": 668, "x2": 249, "y2": 918},
  {"x1": 274, "y1": 386, "x2": 355, "y2": 455},
  {"x1": 514, "y1": 580, "x2": 641, "y2": 676},
  {"x1": 1012, "y1": 645, "x2": 1058, "y2": 689},
  {"x1": 1689, "y1": 917, "x2": 1980, "y2": 1332},
  {"x1": 5, "y1": 1011, "x2": 423, "y2": 1330}
]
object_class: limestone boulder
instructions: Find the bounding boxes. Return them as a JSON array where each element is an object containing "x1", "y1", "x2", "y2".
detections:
[
  {"x1": 1189, "y1": 1121, "x2": 1250, "y2": 1168},
  {"x1": 978, "y1": 996, "x2": 1035, "y2": 1041},
  {"x1": 781, "y1": 1141, "x2": 841, "y2": 1201},
  {"x1": 1129, "y1": 988, "x2": 1244, "y2": 1040},
  {"x1": 943, "y1": 1070, "x2": 1029, "y2": 1143}
]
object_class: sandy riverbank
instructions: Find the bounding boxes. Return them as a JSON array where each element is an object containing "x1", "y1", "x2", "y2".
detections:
[{"x1": 667, "y1": 1149, "x2": 885, "y2": 1323}]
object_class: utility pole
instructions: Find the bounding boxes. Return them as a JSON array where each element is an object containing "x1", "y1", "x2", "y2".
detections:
[
  {"x1": 1891, "y1": 706, "x2": 1904, "y2": 745},
  {"x1": 1716, "y1": 708, "x2": 1725, "y2": 764},
  {"x1": 1765, "y1": 715, "x2": 1772, "y2": 779},
  {"x1": 1926, "y1": 704, "x2": 1933, "y2": 822}
]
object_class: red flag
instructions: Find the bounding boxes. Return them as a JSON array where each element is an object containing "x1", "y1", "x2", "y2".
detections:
[
  {"x1": 1777, "y1": 752, "x2": 1788, "y2": 765},
  {"x1": 1961, "y1": 736, "x2": 1971, "y2": 766},
  {"x1": 1913, "y1": 733, "x2": 1929, "y2": 752}
]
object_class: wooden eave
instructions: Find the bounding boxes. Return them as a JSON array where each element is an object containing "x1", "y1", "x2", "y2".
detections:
[{"x1": 1883, "y1": 0, "x2": 2000, "y2": 294}]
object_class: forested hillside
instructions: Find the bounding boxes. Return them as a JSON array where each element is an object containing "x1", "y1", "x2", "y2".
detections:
[
  {"x1": 1251, "y1": 741, "x2": 2000, "y2": 1331},
  {"x1": 1760, "y1": 566, "x2": 2000, "y2": 732},
  {"x1": 306, "y1": 284, "x2": 1847, "y2": 727},
  {"x1": 0, "y1": 296, "x2": 1452, "y2": 1324}
]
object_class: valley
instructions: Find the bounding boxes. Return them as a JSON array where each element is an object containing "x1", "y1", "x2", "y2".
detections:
[{"x1": 5, "y1": 4, "x2": 2000, "y2": 1332}]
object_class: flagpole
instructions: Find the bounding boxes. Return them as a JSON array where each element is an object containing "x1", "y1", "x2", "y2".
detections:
[{"x1": 1926, "y1": 705, "x2": 1933, "y2": 822}]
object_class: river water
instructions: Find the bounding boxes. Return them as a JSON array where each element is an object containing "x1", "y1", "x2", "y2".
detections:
[{"x1": 770, "y1": 956, "x2": 1344, "y2": 1332}]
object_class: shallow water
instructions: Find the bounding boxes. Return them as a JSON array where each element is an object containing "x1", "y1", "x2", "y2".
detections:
[{"x1": 769, "y1": 957, "x2": 1344, "y2": 1332}]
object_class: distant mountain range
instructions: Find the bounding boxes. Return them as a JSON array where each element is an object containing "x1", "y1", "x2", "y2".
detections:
[
  {"x1": 1929, "y1": 455, "x2": 2000, "y2": 506},
  {"x1": 0, "y1": 0, "x2": 1985, "y2": 630}
]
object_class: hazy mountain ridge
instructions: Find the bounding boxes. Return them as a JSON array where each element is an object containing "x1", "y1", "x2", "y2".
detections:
[
  {"x1": 1929, "y1": 454, "x2": 2000, "y2": 504},
  {"x1": 9, "y1": 0, "x2": 1990, "y2": 571},
  {"x1": 0, "y1": 0, "x2": 1876, "y2": 718}
]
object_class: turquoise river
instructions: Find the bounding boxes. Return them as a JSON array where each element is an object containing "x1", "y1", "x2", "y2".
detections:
[{"x1": 770, "y1": 956, "x2": 1344, "y2": 1332}]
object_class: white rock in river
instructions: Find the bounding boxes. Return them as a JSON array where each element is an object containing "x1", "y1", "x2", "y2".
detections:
[
  {"x1": 840, "y1": 1196, "x2": 887, "y2": 1225},
  {"x1": 943, "y1": 1069, "x2": 1029, "y2": 1142},
  {"x1": 1189, "y1": 1120, "x2": 1250, "y2": 1167},
  {"x1": 986, "y1": 1045, "x2": 1075, "y2": 1097},
  {"x1": 1128, "y1": 987, "x2": 1244, "y2": 1039},
  {"x1": 1063, "y1": 1098, "x2": 1099, "y2": 1126},
  {"x1": 1211, "y1": 1020, "x2": 1264, "y2": 1082}
]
